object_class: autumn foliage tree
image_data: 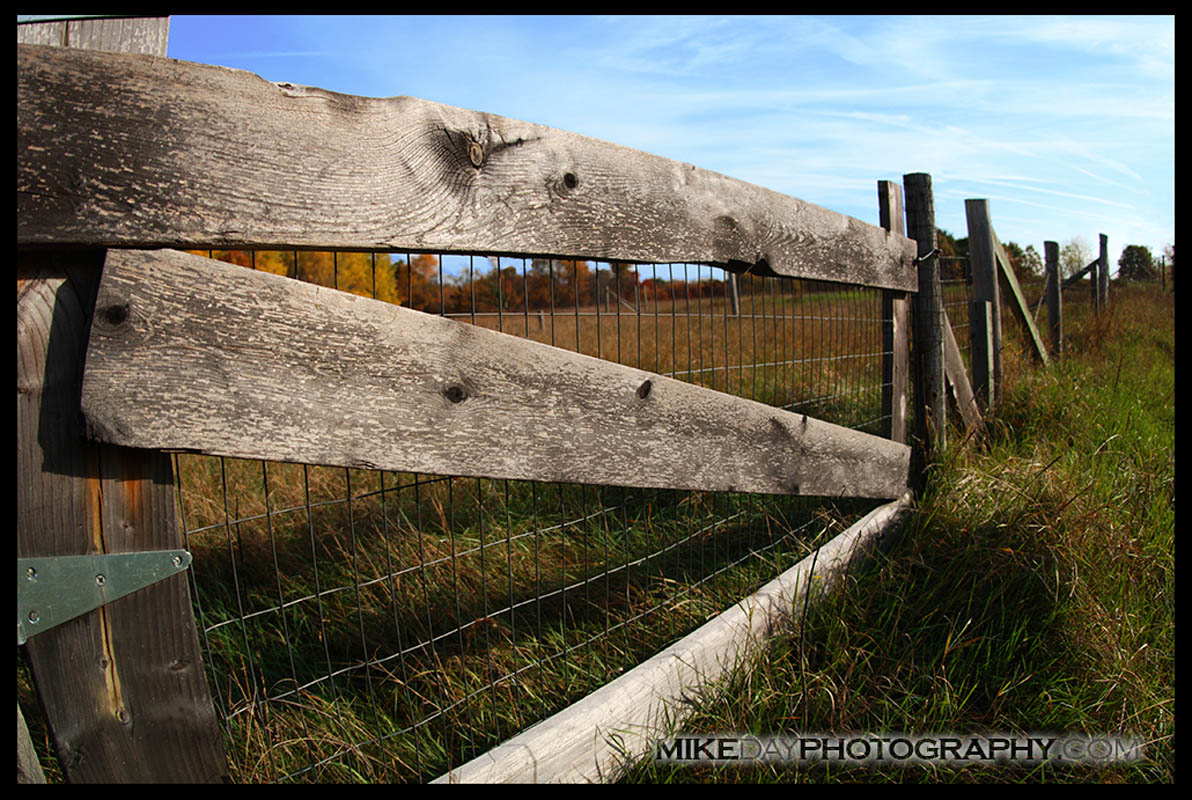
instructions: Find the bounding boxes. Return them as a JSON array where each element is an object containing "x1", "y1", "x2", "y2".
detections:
[{"x1": 1118, "y1": 245, "x2": 1156, "y2": 281}]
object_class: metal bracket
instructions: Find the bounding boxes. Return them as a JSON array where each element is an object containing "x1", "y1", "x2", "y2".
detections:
[{"x1": 17, "y1": 550, "x2": 192, "y2": 646}]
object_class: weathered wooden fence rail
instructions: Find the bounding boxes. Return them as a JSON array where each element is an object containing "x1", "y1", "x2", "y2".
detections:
[
  {"x1": 16, "y1": 44, "x2": 916, "y2": 292},
  {"x1": 18, "y1": 19, "x2": 1055, "y2": 783},
  {"x1": 81, "y1": 248, "x2": 909, "y2": 499}
]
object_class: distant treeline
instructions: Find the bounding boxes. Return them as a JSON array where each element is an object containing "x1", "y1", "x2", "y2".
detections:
[{"x1": 196, "y1": 251, "x2": 820, "y2": 314}]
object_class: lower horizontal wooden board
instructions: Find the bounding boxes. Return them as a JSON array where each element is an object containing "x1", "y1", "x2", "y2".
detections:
[
  {"x1": 433, "y1": 493, "x2": 913, "y2": 783},
  {"x1": 81, "y1": 249, "x2": 910, "y2": 499}
]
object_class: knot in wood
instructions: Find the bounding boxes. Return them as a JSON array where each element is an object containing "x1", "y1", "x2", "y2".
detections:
[
  {"x1": 444, "y1": 384, "x2": 469, "y2": 404},
  {"x1": 636, "y1": 380, "x2": 652, "y2": 400},
  {"x1": 468, "y1": 141, "x2": 484, "y2": 169},
  {"x1": 103, "y1": 302, "x2": 130, "y2": 326}
]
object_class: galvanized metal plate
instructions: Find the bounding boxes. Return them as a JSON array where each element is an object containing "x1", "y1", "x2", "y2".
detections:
[{"x1": 17, "y1": 550, "x2": 191, "y2": 645}]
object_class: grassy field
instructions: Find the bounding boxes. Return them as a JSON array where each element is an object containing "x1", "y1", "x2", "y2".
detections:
[{"x1": 622, "y1": 281, "x2": 1175, "y2": 783}]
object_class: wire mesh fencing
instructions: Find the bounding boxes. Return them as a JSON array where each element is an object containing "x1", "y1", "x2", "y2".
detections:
[
  {"x1": 174, "y1": 250, "x2": 894, "y2": 782},
  {"x1": 939, "y1": 255, "x2": 972, "y2": 373}
]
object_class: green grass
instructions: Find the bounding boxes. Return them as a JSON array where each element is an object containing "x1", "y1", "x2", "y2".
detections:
[
  {"x1": 620, "y1": 282, "x2": 1174, "y2": 783},
  {"x1": 174, "y1": 460, "x2": 879, "y2": 783}
]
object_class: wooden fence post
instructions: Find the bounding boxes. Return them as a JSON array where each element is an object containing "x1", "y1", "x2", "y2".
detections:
[
  {"x1": 904, "y1": 173, "x2": 945, "y2": 473},
  {"x1": 17, "y1": 16, "x2": 229, "y2": 783},
  {"x1": 878, "y1": 180, "x2": 909, "y2": 445},
  {"x1": 1045, "y1": 241, "x2": 1062, "y2": 357},
  {"x1": 728, "y1": 273, "x2": 742, "y2": 317},
  {"x1": 1092, "y1": 241, "x2": 1101, "y2": 309},
  {"x1": 1099, "y1": 233, "x2": 1110, "y2": 309},
  {"x1": 965, "y1": 199, "x2": 1002, "y2": 412}
]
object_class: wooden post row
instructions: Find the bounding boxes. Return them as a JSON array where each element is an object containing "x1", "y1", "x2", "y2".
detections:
[{"x1": 16, "y1": 16, "x2": 229, "y2": 784}]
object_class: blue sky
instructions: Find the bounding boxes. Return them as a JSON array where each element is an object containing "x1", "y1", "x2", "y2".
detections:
[{"x1": 165, "y1": 15, "x2": 1174, "y2": 273}]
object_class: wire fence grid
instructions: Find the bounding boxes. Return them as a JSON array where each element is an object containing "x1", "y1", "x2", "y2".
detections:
[
  {"x1": 172, "y1": 249, "x2": 894, "y2": 783},
  {"x1": 939, "y1": 255, "x2": 973, "y2": 373}
]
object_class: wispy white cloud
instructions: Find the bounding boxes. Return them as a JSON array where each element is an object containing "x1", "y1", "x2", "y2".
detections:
[{"x1": 213, "y1": 50, "x2": 332, "y2": 58}]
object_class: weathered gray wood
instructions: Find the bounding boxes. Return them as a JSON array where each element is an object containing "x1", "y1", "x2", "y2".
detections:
[
  {"x1": 17, "y1": 252, "x2": 228, "y2": 783},
  {"x1": 965, "y1": 199, "x2": 1003, "y2": 410},
  {"x1": 942, "y1": 311, "x2": 984, "y2": 436},
  {"x1": 1045, "y1": 240, "x2": 1062, "y2": 357},
  {"x1": 17, "y1": 44, "x2": 919, "y2": 292},
  {"x1": 970, "y1": 300, "x2": 995, "y2": 412},
  {"x1": 992, "y1": 230, "x2": 1050, "y2": 365},
  {"x1": 905, "y1": 174, "x2": 946, "y2": 464},
  {"x1": 1099, "y1": 233, "x2": 1110, "y2": 309},
  {"x1": 17, "y1": 703, "x2": 47, "y2": 784},
  {"x1": 1033, "y1": 256, "x2": 1097, "y2": 315},
  {"x1": 17, "y1": 16, "x2": 228, "y2": 784},
  {"x1": 16, "y1": 20, "x2": 66, "y2": 46},
  {"x1": 80, "y1": 249, "x2": 910, "y2": 499},
  {"x1": 433, "y1": 493, "x2": 913, "y2": 783},
  {"x1": 1062, "y1": 259, "x2": 1099, "y2": 291},
  {"x1": 881, "y1": 292, "x2": 909, "y2": 444},
  {"x1": 877, "y1": 180, "x2": 908, "y2": 444},
  {"x1": 17, "y1": 17, "x2": 169, "y2": 55}
]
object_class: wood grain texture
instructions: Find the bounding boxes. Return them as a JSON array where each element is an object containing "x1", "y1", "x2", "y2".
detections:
[
  {"x1": 17, "y1": 17, "x2": 169, "y2": 55},
  {"x1": 433, "y1": 493, "x2": 913, "y2": 783},
  {"x1": 905, "y1": 174, "x2": 945, "y2": 460},
  {"x1": 17, "y1": 703, "x2": 47, "y2": 784},
  {"x1": 1045, "y1": 240, "x2": 1062, "y2": 356},
  {"x1": 17, "y1": 16, "x2": 226, "y2": 783},
  {"x1": 1062, "y1": 259, "x2": 1099, "y2": 290},
  {"x1": 992, "y1": 230, "x2": 1049, "y2": 365},
  {"x1": 969, "y1": 300, "x2": 996, "y2": 412},
  {"x1": 80, "y1": 249, "x2": 910, "y2": 499},
  {"x1": 17, "y1": 43, "x2": 918, "y2": 291},
  {"x1": 1098, "y1": 233, "x2": 1109, "y2": 309},
  {"x1": 965, "y1": 199, "x2": 1003, "y2": 410},
  {"x1": 942, "y1": 311, "x2": 984, "y2": 436},
  {"x1": 17, "y1": 252, "x2": 227, "y2": 783},
  {"x1": 877, "y1": 180, "x2": 908, "y2": 444}
]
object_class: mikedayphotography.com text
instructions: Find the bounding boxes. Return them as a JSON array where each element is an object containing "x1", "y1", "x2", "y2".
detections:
[{"x1": 655, "y1": 733, "x2": 1145, "y2": 766}]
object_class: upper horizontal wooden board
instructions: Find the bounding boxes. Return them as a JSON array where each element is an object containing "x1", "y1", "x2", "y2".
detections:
[
  {"x1": 18, "y1": 44, "x2": 918, "y2": 291},
  {"x1": 80, "y1": 249, "x2": 910, "y2": 499}
]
